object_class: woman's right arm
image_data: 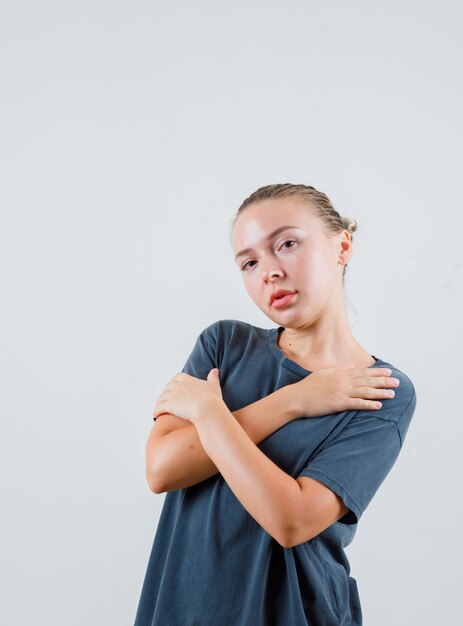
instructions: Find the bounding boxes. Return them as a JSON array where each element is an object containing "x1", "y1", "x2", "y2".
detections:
[
  {"x1": 146, "y1": 383, "x2": 300, "y2": 493},
  {"x1": 146, "y1": 366, "x2": 398, "y2": 493}
]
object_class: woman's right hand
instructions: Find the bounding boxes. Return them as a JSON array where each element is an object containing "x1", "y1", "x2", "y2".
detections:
[{"x1": 290, "y1": 365, "x2": 400, "y2": 418}]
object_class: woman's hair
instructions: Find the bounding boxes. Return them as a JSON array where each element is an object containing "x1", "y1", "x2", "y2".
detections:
[{"x1": 231, "y1": 183, "x2": 358, "y2": 280}]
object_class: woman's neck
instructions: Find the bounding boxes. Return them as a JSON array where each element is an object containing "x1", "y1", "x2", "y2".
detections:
[{"x1": 278, "y1": 323, "x2": 374, "y2": 370}]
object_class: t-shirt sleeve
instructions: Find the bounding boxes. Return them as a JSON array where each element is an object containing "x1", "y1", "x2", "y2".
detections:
[
  {"x1": 297, "y1": 373, "x2": 417, "y2": 525},
  {"x1": 152, "y1": 322, "x2": 218, "y2": 421}
]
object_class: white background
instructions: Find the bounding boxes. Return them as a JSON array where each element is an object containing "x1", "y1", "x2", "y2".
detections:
[{"x1": 1, "y1": 1, "x2": 461, "y2": 625}]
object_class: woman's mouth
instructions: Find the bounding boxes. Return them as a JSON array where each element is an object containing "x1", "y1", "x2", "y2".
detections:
[{"x1": 271, "y1": 292, "x2": 297, "y2": 309}]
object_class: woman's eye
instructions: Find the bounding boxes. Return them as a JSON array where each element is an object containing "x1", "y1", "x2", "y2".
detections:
[
  {"x1": 280, "y1": 239, "x2": 296, "y2": 250},
  {"x1": 241, "y1": 260, "x2": 256, "y2": 271}
]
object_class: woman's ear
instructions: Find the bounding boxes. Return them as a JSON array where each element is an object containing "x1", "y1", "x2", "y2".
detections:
[{"x1": 338, "y1": 232, "x2": 352, "y2": 264}]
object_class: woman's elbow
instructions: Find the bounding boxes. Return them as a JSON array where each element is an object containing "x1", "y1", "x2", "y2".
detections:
[{"x1": 146, "y1": 464, "x2": 167, "y2": 494}]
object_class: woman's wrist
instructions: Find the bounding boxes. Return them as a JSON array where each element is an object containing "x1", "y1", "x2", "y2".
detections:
[
  {"x1": 271, "y1": 383, "x2": 303, "y2": 421},
  {"x1": 191, "y1": 396, "x2": 229, "y2": 427}
]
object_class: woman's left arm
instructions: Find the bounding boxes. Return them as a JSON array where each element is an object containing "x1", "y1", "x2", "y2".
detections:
[{"x1": 191, "y1": 397, "x2": 349, "y2": 547}]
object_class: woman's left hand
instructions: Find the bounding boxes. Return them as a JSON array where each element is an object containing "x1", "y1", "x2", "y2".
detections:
[{"x1": 153, "y1": 368, "x2": 224, "y2": 423}]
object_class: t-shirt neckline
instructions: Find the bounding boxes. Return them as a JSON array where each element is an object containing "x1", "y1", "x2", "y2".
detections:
[{"x1": 267, "y1": 325, "x2": 386, "y2": 377}]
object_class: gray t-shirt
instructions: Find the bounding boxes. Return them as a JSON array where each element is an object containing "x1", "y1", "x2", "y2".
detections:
[{"x1": 133, "y1": 319, "x2": 417, "y2": 626}]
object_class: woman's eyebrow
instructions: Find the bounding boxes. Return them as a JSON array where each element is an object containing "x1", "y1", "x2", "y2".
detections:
[{"x1": 234, "y1": 225, "x2": 303, "y2": 261}]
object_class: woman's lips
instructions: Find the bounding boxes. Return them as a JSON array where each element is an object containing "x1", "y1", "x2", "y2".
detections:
[{"x1": 271, "y1": 292, "x2": 297, "y2": 309}]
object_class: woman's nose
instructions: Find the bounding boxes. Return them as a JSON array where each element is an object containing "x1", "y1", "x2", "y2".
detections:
[{"x1": 262, "y1": 264, "x2": 284, "y2": 282}]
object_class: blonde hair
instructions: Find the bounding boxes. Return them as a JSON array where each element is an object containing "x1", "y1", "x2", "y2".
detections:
[{"x1": 231, "y1": 183, "x2": 357, "y2": 279}]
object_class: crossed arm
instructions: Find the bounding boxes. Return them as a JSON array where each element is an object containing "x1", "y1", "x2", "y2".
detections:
[{"x1": 146, "y1": 385, "x2": 349, "y2": 548}]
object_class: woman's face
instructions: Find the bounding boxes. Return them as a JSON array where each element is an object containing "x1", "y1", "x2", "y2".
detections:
[{"x1": 231, "y1": 197, "x2": 351, "y2": 328}]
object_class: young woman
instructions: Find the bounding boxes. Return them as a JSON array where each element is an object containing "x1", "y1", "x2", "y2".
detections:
[{"x1": 133, "y1": 183, "x2": 417, "y2": 626}]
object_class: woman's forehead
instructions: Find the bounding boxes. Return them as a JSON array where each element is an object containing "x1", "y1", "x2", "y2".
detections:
[{"x1": 232, "y1": 199, "x2": 318, "y2": 246}]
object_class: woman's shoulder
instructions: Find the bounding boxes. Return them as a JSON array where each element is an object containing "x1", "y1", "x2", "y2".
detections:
[
  {"x1": 374, "y1": 357, "x2": 416, "y2": 403},
  {"x1": 195, "y1": 319, "x2": 272, "y2": 366}
]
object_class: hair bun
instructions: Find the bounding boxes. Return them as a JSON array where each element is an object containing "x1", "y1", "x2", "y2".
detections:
[{"x1": 341, "y1": 217, "x2": 358, "y2": 234}]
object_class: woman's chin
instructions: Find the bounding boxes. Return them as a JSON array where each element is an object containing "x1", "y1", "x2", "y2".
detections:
[{"x1": 265, "y1": 309, "x2": 300, "y2": 328}]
